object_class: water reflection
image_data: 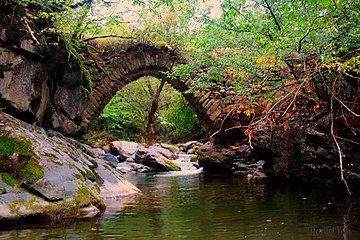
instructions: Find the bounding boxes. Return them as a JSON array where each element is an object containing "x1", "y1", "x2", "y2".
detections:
[
  {"x1": 0, "y1": 174, "x2": 359, "y2": 240},
  {"x1": 99, "y1": 174, "x2": 359, "y2": 240}
]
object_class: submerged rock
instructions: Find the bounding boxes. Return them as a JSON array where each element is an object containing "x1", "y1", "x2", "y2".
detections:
[
  {"x1": 116, "y1": 162, "x2": 154, "y2": 173},
  {"x1": 0, "y1": 112, "x2": 140, "y2": 221}
]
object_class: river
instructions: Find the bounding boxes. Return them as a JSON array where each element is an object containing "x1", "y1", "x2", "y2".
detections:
[{"x1": 0, "y1": 172, "x2": 359, "y2": 240}]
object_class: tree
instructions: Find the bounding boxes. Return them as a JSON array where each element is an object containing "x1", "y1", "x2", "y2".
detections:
[{"x1": 97, "y1": 77, "x2": 198, "y2": 143}]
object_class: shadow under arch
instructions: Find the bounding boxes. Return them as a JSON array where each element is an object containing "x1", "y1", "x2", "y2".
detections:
[{"x1": 79, "y1": 43, "x2": 218, "y2": 136}]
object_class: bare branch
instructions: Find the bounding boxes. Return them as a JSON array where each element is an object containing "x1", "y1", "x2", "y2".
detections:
[
  {"x1": 282, "y1": 80, "x2": 307, "y2": 116},
  {"x1": 264, "y1": 0, "x2": 281, "y2": 32},
  {"x1": 23, "y1": 20, "x2": 40, "y2": 45},
  {"x1": 82, "y1": 35, "x2": 134, "y2": 42},
  {"x1": 210, "y1": 109, "x2": 234, "y2": 139},
  {"x1": 297, "y1": 11, "x2": 332, "y2": 53},
  {"x1": 335, "y1": 135, "x2": 360, "y2": 145},
  {"x1": 330, "y1": 77, "x2": 351, "y2": 195},
  {"x1": 323, "y1": 77, "x2": 360, "y2": 117}
]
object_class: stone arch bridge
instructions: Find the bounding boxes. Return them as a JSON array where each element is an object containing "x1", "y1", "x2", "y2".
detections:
[
  {"x1": 0, "y1": 37, "x2": 240, "y2": 138},
  {"x1": 79, "y1": 42, "x2": 232, "y2": 135}
]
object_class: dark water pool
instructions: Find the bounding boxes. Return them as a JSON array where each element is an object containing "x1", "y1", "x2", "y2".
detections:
[{"x1": 1, "y1": 173, "x2": 359, "y2": 239}]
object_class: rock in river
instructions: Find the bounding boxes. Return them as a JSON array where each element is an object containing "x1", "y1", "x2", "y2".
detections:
[{"x1": 135, "y1": 146, "x2": 181, "y2": 172}]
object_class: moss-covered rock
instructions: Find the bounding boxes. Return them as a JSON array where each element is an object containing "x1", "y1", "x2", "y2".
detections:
[
  {"x1": 0, "y1": 112, "x2": 140, "y2": 221},
  {"x1": 0, "y1": 132, "x2": 44, "y2": 186}
]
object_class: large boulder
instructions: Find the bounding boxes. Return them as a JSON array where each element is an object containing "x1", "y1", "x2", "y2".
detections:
[
  {"x1": 108, "y1": 141, "x2": 180, "y2": 172},
  {"x1": 0, "y1": 112, "x2": 139, "y2": 221},
  {"x1": 197, "y1": 144, "x2": 233, "y2": 173},
  {"x1": 135, "y1": 147, "x2": 181, "y2": 172},
  {"x1": 110, "y1": 141, "x2": 140, "y2": 161},
  {"x1": 149, "y1": 145, "x2": 174, "y2": 159},
  {"x1": 0, "y1": 45, "x2": 50, "y2": 124}
]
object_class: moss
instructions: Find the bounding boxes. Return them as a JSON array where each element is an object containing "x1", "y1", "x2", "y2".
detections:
[
  {"x1": 1, "y1": 173, "x2": 17, "y2": 187},
  {"x1": 168, "y1": 161, "x2": 181, "y2": 171},
  {"x1": 1, "y1": 187, "x2": 6, "y2": 194},
  {"x1": 0, "y1": 133, "x2": 44, "y2": 185},
  {"x1": 168, "y1": 145, "x2": 177, "y2": 153},
  {"x1": 74, "y1": 185, "x2": 91, "y2": 206},
  {"x1": 46, "y1": 133, "x2": 54, "y2": 138},
  {"x1": 190, "y1": 155, "x2": 198, "y2": 162},
  {"x1": 24, "y1": 159, "x2": 44, "y2": 184},
  {"x1": 8, "y1": 185, "x2": 101, "y2": 218},
  {"x1": 8, "y1": 200, "x2": 22, "y2": 215}
]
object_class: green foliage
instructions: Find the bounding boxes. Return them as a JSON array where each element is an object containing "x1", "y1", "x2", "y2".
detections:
[
  {"x1": 0, "y1": 134, "x2": 44, "y2": 186},
  {"x1": 158, "y1": 93, "x2": 198, "y2": 140},
  {"x1": 97, "y1": 80, "x2": 147, "y2": 139},
  {"x1": 1, "y1": 173, "x2": 16, "y2": 187},
  {"x1": 97, "y1": 77, "x2": 198, "y2": 142}
]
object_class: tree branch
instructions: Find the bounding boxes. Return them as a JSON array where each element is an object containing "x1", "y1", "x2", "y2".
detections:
[
  {"x1": 330, "y1": 77, "x2": 351, "y2": 195},
  {"x1": 297, "y1": 11, "x2": 332, "y2": 53},
  {"x1": 82, "y1": 35, "x2": 134, "y2": 42},
  {"x1": 23, "y1": 20, "x2": 40, "y2": 45},
  {"x1": 264, "y1": 0, "x2": 281, "y2": 32}
]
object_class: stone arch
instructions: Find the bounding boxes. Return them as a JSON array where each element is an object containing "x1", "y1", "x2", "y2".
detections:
[{"x1": 80, "y1": 43, "x2": 224, "y2": 135}]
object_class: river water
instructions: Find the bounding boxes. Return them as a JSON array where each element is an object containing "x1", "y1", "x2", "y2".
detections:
[{"x1": 0, "y1": 172, "x2": 359, "y2": 240}]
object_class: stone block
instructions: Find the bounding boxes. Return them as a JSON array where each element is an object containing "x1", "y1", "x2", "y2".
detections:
[
  {"x1": 210, "y1": 108, "x2": 222, "y2": 121},
  {"x1": 207, "y1": 100, "x2": 221, "y2": 115}
]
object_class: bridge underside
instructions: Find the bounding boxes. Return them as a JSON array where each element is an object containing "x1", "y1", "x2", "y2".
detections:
[{"x1": 79, "y1": 43, "x2": 227, "y2": 136}]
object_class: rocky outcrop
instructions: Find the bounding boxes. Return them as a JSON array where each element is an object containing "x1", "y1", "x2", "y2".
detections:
[
  {"x1": 0, "y1": 112, "x2": 139, "y2": 221},
  {"x1": 0, "y1": 41, "x2": 50, "y2": 124},
  {"x1": 198, "y1": 109, "x2": 360, "y2": 189},
  {"x1": 0, "y1": 25, "x2": 89, "y2": 135},
  {"x1": 197, "y1": 143, "x2": 267, "y2": 183},
  {"x1": 108, "y1": 141, "x2": 180, "y2": 172},
  {"x1": 252, "y1": 110, "x2": 360, "y2": 188}
]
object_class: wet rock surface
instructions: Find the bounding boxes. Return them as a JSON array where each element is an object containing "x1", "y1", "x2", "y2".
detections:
[
  {"x1": 0, "y1": 112, "x2": 139, "y2": 221},
  {"x1": 197, "y1": 143, "x2": 268, "y2": 183},
  {"x1": 135, "y1": 146, "x2": 180, "y2": 172}
]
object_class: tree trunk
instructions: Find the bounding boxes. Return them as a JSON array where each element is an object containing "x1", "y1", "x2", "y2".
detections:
[{"x1": 144, "y1": 78, "x2": 166, "y2": 147}]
